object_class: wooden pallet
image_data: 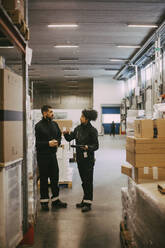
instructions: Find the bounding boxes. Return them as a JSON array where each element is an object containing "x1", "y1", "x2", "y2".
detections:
[
  {"x1": 7, "y1": 10, "x2": 30, "y2": 40},
  {"x1": 120, "y1": 221, "x2": 137, "y2": 248},
  {"x1": 59, "y1": 181, "x2": 72, "y2": 189},
  {"x1": 38, "y1": 180, "x2": 72, "y2": 189}
]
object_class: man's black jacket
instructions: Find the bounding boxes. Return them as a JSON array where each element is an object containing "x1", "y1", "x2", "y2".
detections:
[
  {"x1": 64, "y1": 122, "x2": 99, "y2": 163},
  {"x1": 35, "y1": 118, "x2": 61, "y2": 155}
]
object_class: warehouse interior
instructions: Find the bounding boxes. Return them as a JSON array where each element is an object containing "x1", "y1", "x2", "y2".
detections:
[{"x1": 1, "y1": 0, "x2": 165, "y2": 247}]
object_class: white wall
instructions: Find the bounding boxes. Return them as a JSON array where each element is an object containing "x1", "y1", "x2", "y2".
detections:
[
  {"x1": 33, "y1": 109, "x2": 82, "y2": 129},
  {"x1": 93, "y1": 77, "x2": 125, "y2": 133}
]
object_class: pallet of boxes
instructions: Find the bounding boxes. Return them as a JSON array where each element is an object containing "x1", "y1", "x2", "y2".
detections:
[
  {"x1": 121, "y1": 119, "x2": 165, "y2": 248},
  {"x1": 0, "y1": 68, "x2": 23, "y2": 248}
]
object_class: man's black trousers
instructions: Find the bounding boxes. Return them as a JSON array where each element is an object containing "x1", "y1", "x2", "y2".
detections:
[
  {"x1": 77, "y1": 159, "x2": 94, "y2": 201},
  {"x1": 37, "y1": 153, "x2": 59, "y2": 201}
]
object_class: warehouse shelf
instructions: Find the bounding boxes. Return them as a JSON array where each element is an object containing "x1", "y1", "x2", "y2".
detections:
[{"x1": 0, "y1": 1, "x2": 29, "y2": 239}]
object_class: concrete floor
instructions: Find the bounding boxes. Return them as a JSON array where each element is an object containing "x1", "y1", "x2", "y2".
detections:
[{"x1": 32, "y1": 135, "x2": 127, "y2": 248}]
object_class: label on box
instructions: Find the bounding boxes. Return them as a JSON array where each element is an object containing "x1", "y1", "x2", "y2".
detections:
[
  {"x1": 144, "y1": 167, "x2": 149, "y2": 174},
  {"x1": 152, "y1": 167, "x2": 158, "y2": 180},
  {"x1": 132, "y1": 167, "x2": 135, "y2": 180}
]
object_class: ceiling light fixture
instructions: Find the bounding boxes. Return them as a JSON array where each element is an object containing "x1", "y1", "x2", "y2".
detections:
[
  {"x1": 64, "y1": 75, "x2": 78, "y2": 77},
  {"x1": 54, "y1": 45, "x2": 79, "y2": 48},
  {"x1": 109, "y1": 59, "x2": 128, "y2": 62},
  {"x1": 0, "y1": 46, "x2": 14, "y2": 48},
  {"x1": 48, "y1": 24, "x2": 78, "y2": 28},
  {"x1": 67, "y1": 80, "x2": 78, "y2": 83},
  {"x1": 63, "y1": 68, "x2": 79, "y2": 71},
  {"x1": 59, "y1": 57, "x2": 79, "y2": 61},
  {"x1": 128, "y1": 24, "x2": 158, "y2": 28},
  {"x1": 117, "y1": 45, "x2": 141, "y2": 48}
]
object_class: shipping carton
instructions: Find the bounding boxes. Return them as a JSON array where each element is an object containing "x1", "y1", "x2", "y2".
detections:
[
  {"x1": 134, "y1": 119, "x2": 153, "y2": 138},
  {"x1": 0, "y1": 69, "x2": 23, "y2": 164},
  {"x1": 154, "y1": 119, "x2": 165, "y2": 138},
  {"x1": 121, "y1": 164, "x2": 165, "y2": 183},
  {"x1": 126, "y1": 150, "x2": 165, "y2": 168},
  {"x1": 2, "y1": 0, "x2": 24, "y2": 18},
  {"x1": 0, "y1": 69, "x2": 23, "y2": 111},
  {"x1": 126, "y1": 136, "x2": 165, "y2": 154}
]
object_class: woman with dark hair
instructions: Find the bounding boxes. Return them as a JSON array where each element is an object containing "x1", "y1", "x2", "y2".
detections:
[{"x1": 63, "y1": 109, "x2": 99, "y2": 212}]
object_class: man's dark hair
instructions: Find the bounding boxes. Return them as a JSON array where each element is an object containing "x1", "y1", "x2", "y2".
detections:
[
  {"x1": 82, "y1": 109, "x2": 98, "y2": 121},
  {"x1": 41, "y1": 105, "x2": 52, "y2": 114}
]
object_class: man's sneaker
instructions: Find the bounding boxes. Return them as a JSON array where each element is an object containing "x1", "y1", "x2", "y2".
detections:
[
  {"x1": 41, "y1": 203, "x2": 49, "y2": 211},
  {"x1": 81, "y1": 203, "x2": 91, "y2": 212},
  {"x1": 52, "y1": 199, "x2": 67, "y2": 209},
  {"x1": 76, "y1": 201, "x2": 84, "y2": 208}
]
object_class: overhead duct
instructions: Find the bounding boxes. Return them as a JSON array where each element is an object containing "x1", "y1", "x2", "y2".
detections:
[{"x1": 114, "y1": 20, "x2": 165, "y2": 80}]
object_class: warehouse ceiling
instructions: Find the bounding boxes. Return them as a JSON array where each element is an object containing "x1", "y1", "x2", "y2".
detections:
[{"x1": 0, "y1": 0, "x2": 165, "y2": 90}]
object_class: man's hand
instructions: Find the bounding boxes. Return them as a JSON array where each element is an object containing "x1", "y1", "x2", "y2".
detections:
[{"x1": 49, "y1": 139, "x2": 58, "y2": 147}]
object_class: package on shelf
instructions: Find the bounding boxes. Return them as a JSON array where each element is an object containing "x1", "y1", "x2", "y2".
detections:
[
  {"x1": 134, "y1": 119, "x2": 153, "y2": 138},
  {"x1": 2, "y1": 0, "x2": 24, "y2": 19},
  {"x1": 153, "y1": 103, "x2": 165, "y2": 119},
  {"x1": 126, "y1": 136, "x2": 165, "y2": 168},
  {"x1": 0, "y1": 68, "x2": 23, "y2": 164},
  {"x1": 0, "y1": 159, "x2": 23, "y2": 248},
  {"x1": 122, "y1": 164, "x2": 165, "y2": 183}
]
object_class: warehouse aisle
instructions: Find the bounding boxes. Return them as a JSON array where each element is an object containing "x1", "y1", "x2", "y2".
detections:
[{"x1": 32, "y1": 135, "x2": 127, "y2": 248}]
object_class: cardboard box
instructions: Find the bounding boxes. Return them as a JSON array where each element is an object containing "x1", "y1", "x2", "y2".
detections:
[
  {"x1": 0, "y1": 69, "x2": 23, "y2": 111},
  {"x1": 126, "y1": 136, "x2": 165, "y2": 154},
  {"x1": 126, "y1": 150, "x2": 165, "y2": 168},
  {"x1": 54, "y1": 119, "x2": 73, "y2": 132},
  {"x1": 154, "y1": 119, "x2": 165, "y2": 138},
  {"x1": 2, "y1": 0, "x2": 24, "y2": 18},
  {"x1": 134, "y1": 119, "x2": 153, "y2": 138},
  {"x1": 0, "y1": 122, "x2": 23, "y2": 165},
  {"x1": 0, "y1": 69, "x2": 23, "y2": 164},
  {"x1": 121, "y1": 164, "x2": 132, "y2": 178},
  {"x1": 121, "y1": 164, "x2": 165, "y2": 183}
]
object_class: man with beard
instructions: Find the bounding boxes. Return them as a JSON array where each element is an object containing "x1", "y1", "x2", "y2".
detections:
[{"x1": 35, "y1": 105, "x2": 67, "y2": 211}]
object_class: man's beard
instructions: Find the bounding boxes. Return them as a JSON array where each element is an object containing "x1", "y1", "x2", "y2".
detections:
[{"x1": 46, "y1": 115, "x2": 53, "y2": 121}]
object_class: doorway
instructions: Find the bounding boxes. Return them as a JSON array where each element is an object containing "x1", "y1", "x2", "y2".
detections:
[{"x1": 102, "y1": 106, "x2": 121, "y2": 134}]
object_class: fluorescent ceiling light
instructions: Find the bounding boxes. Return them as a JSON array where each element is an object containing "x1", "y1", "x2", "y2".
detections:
[
  {"x1": 54, "y1": 45, "x2": 79, "y2": 48},
  {"x1": 64, "y1": 75, "x2": 78, "y2": 77},
  {"x1": 128, "y1": 24, "x2": 158, "y2": 28},
  {"x1": 117, "y1": 45, "x2": 141, "y2": 48},
  {"x1": 59, "y1": 57, "x2": 79, "y2": 61},
  {"x1": 48, "y1": 24, "x2": 78, "y2": 28},
  {"x1": 63, "y1": 68, "x2": 79, "y2": 71},
  {"x1": 67, "y1": 80, "x2": 78, "y2": 83},
  {"x1": 109, "y1": 59, "x2": 128, "y2": 62},
  {"x1": 0, "y1": 46, "x2": 14, "y2": 48},
  {"x1": 104, "y1": 68, "x2": 119, "y2": 71}
]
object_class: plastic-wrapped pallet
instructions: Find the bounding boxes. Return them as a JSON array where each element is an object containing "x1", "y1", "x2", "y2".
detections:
[
  {"x1": 0, "y1": 160, "x2": 23, "y2": 248},
  {"x1": 57, "y1": 138, "x2": 73, "y2": 183},
  {"x1": 126, "y1": 110, "x2": 145, "y2": 136},
  {"x1": 122, "y1": 177, "x2": 165, "y2": 248}
]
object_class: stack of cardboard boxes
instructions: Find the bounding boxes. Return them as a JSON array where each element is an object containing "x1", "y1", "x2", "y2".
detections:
[
  {"x1": 121, "y1": 118, "x2": 165, "y2": 247},
  {"x1": 2, "y1": 0, "x2": 24, "y2": 19},
  {"x1": 0, "y1": 68, "x2": 23, "y2": 247},
  {"x1": 122, "y1": 119, "x2": 165, "y2": 183}
]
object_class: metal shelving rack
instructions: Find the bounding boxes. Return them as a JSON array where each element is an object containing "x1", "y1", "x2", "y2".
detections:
[{"x1": 0, "y1": 2, "x2": 29, "y2": 235}]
